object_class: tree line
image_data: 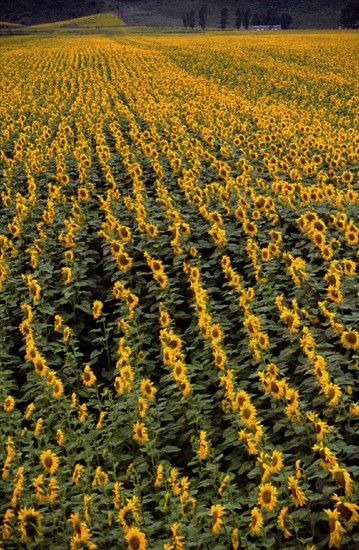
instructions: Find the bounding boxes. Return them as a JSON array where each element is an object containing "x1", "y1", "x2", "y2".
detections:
[
  {"x1": 182, "y1": 4, "x2": 293, "y2": 30},
  {"x1": 340, "y1": 1, "x2": 359, "y2": 26}
]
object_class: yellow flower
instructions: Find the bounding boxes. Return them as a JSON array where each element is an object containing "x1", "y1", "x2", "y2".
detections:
[
  {"x1": 307, "y1": 411, "x2": 332, "y2": 441},
  {"x1": 218, "y1": 474, "x2": 230, "y2": 496},
  {"x1": 270, "y1": 450, "x2": 284, "y2": 474},
  {"x1": 3, "y1": 395, "x2": 15, "y2": 412},
  {"x1": 324, "y1": 508, "x2": 346, "y2": 549},
  {"x1": 249, "y1": 507, "x2": 264, "y2": 534},
  {"x1": 277, "y1": 506, "x2": 292, "y2": 539},
  {"x1": 40, "y1": 449, "x2": 59, "y2": 474},
  {"x1": 140, "y1": 379, "x2": 157, "y2": 399},
  {"x1": 210, "y1": 503, "x2": 226, "y2": 533},
  {"x1": 133, "y1": 421, "x2": 149, "y2": 443},
  {"x1": 61, "y1": 267, "x2": 72, "y2": 285},
  {"x1": 63, "y1": 326, "x2": 71, "y2": 342},
  {"x1": 125, "y1": 526, "x2": 147, "y2": 550},
  {"x1": 92, "y1": 466, "x2": 109, "y2": 486},
  {"x1": 78, "y1": 403, "x2": 88, "y2": 423},
  {"x1": 56, "y1": 429, "x2": 64, "y2": 445},
  {"x1": 2, "y1": 508, "x2": 14, "y2": 539},
  {"x1": 54, "y1": 314, "x2": 63, "y2": 331},
  {"x1": 52, "y1": 377, "x2": 64, "y2": 398},
  {"x1": 18, "y1": 507, "x2": 43, "y2": 543},
  {"x1": 154, "y1": 463, "x2": 164, "y2": 488},
  {"x1": 83, "y1": 364, "x2": 97, "y2": 387},
  {"x1": 330, "y1": 464, "x2": 353, "y2": 496},
  {"x1": 198, "y1": 430, "x2": 209, "y2": 460},
  {"x1": 239, "y1": 402, "x2": 257, "y2": 426},
  {"x1": 257, "y1": 483, "x2": 278, "y2": 510},
  {"x1": 72, "y1": 463, "x2": 84, "y2": 485},
  {"x1": 287, "y1": 476, "x2": 308, "y2": 507},
  {"x1": 331, "y1": 493, "x2": 359, "y2": 523},
  {"x1": 340, "y1": 329, "x2": 359, "y2": 350},
  {"x1": 24, "y1": 402, "x2": 35, "y2": 419},
  {"x1": 34, "y1": 418, "x2": 43, "y2": 438},
  {"x1": 117, "y1": 496, "x2": 141, "y2": 529},
  {"x1": 92, "y1": 300, "x2": 103, "y2": 319}
]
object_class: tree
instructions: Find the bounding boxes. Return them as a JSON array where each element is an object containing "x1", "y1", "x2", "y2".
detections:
[
  {"x1": 280, "y1": 12, "x2": 293, "y2": 29},
  {"x1": 235, "y1": 5, "x2": 242, "y2": 29},
  {"x1": 182, "y1": 13, "x2": 188, "y2": 28},
  {"x1": 252, "y1": 12, "x2": 262, "y2": 26},
  {"x1": 340, "y1": 2, "x2": 359, "y2": 26},
  {"x1": 220, "y1": 7, "x2": 229, "y2": 30},
  {"x1": 199, "y1": 4, "x2": 208, "y2": 30},
  {"x1": 264, "y1": 8, "x2": 279, "y2": 28},
  {"x1": 188, "y1": 9, "x2": 196, "y2": 29},
  {"x1": 243, "y1": 8, "x2": 251, "y2": 29}
]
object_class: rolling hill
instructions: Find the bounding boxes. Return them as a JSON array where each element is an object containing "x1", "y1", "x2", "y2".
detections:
[{"x1": 0, "y1": 0, "x2": 352, "y2": 29}]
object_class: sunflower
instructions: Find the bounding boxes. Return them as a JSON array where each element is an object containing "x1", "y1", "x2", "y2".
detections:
[
  {"x1": 270, "y1": 450, "x2": 284, "y2": 474},
  {"x1": 140, "y1": 379, "x2": 157, "y2": 400},
  {"x1": 340, "y1": 329, "x2": 359, "y2": 350},
  {"x1": 287, "y1": 475, "x2": 308, "y2": 507},
  {"x1": 243, "y1": 219, "x2": 258, "y2": 236},
  {"x1": 323, "y1": 383, "x2": 342, "y2": 407},
  {"x1": 330, "y1": 465, "x2": 353, "y2": 496},
  {"x1": 146, "y1": 223, "x2": 158, "y2": 238},
  {"x1": 125, "y1": 526, "x2": 147, "y2": 550},
  {"x1": 24, "y1": 402, "x2": 35, "y2": 420},
  {"x1": 2, "y1": 508, "x2": 14, "y2": 539},
  {"x1": 324, "y1": 508, "x2": 346, "y2": 549},
  {"x1": 342, "y1": 259, "x2": 356, "y2": 276},
  {"x1": 61, "y1": 267, "x2": 72, "y2": 285},
  {"x1": 133, "y1": 421, "x2": 149, "y2": 443},
  {"x1": 307, "y1": 412, "x2": 332, "y2": 441},
  {"x1": 179, "y1": 377, "x2": 191, "y2": 397},
  {"x1": 239, "y1": 402, "x2": 257, "y2": 426},
  {"x1": 345, "y1": 226, "x2": 359, "y2": 246},
  {"x1": 249, "y1": 507, "x2": 264, "y2": 535},
  {"x1": 18, "y1": 507, "x2": 42, "y2": 543},
  {"x1": 92, "y1": 300, "x2": 103, "y2": 320},
  {"x1": 160, "y1": 309, "x2": 171, "y2": 328},
  {"x1": 198, "y1": 430, "x2": 209, "y2": 460},
  {"x1": 234, "y1": 390, "x2": 251, "y2": 410},
  {"x1": 277, "y1": 506, "x2": 292, "y2": 539},
  {"x1": 40, "y1": 449, "x2": 59, "y2": 474},
  {"x1": 34, "y1": 354, "x2": 48, "y2": 377},
  {"x1": 63, "y1": 326, "x2": 71, "y2": 342},
  {"x1": 341, "y1": 170, "x2": 353, "y2": 184},
  {"x1": 331, "y1": 493, "x2": 359, "y2": 523},
  {"x1": 118, "y1": 496, "x2": 141, "y2": 529},
  {"x1": 52, "y1": 378, "x2": 64, "y2": 399},
  {"x1": 65, "y1": 250, "x2": 74, "y2": 263},
  {"x1": 327, "y1": 287, "x2": 343, "y2": 304},
  {"x1": 210, "y1": 323, "x2": 223, "y2": 344},
  {"x1": 77, "y1": 187, "x2": 89, "y2": 201},
  {"x1": 172, "y1": 362, "x2": 187, "y2": 381},
  {"x1": 54, "y1": 314, "x2": 63, "y2": 331},
  {"x1": 213, "y1": 347, "x2": 226, "y2": 370},
  {"x1": 117, "y1": 252, "x2": 133, "y2": 271},
  {"x1": 3, "y1": 395, "x2": 15, "y2": 412},
  {"x1": 118, "y1": 225, "x2": 131, "y2": 242},
  {"x1": 257, "y1": 483, "x2": 278, "y2": 510},
  {"x1": 210, "y1": 503, "x2": 226, "y2": 534},
  {"x1": 83, "y1": 365, "x2": 97, "y2": 387},
  {"x1": 244, "y1": 314, "x2": 261, "y2": 337}
]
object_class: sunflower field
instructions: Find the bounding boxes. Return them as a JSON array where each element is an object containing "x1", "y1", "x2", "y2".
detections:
[{"x1": 0, "y1": 30, "x2": 358, "y2": 549}]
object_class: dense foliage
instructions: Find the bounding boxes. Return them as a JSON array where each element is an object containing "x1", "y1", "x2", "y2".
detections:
[{"x1": 0, "y1": 31, "x2": 358, "y2": 549}]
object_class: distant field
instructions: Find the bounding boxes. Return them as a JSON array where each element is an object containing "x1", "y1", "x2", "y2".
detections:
[
  {"x1": 0, "y1": 31, "x2": 358, "y2": 550},
  {"x1": 29, "y1": 13, "x2": 126, "y2": 30}
]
